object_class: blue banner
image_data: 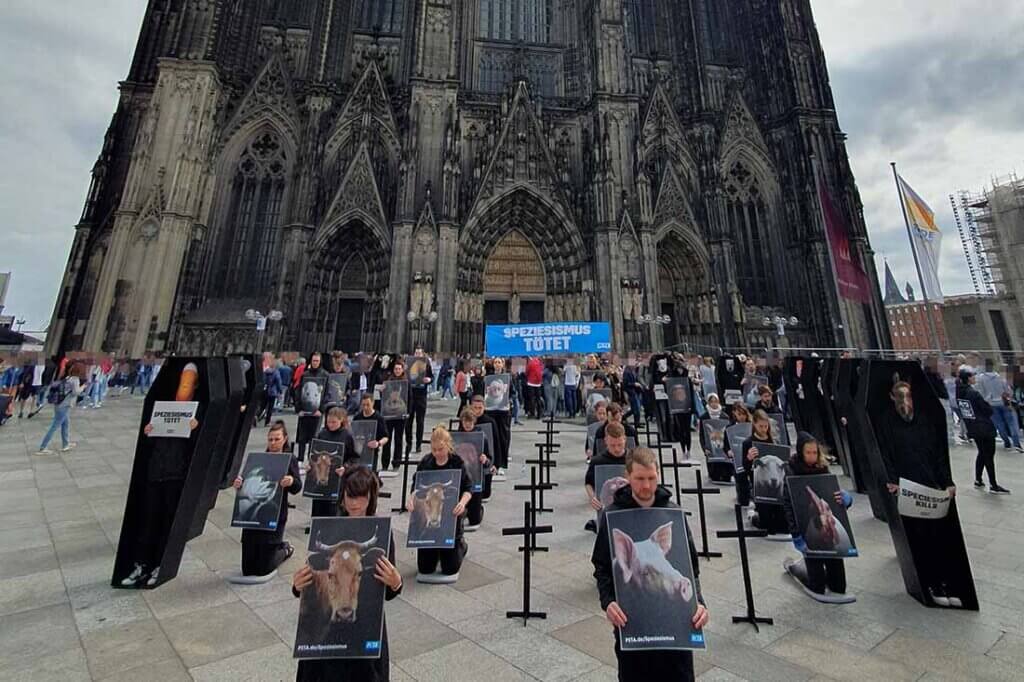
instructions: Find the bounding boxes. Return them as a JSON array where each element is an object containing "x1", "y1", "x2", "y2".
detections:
[{"x1": 485, "y1": 322, "x2": 611, "y2": 356}]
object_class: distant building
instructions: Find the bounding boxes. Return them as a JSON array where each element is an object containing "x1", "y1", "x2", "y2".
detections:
[
  {"x1": 883, "y1": 261, "x2": 946, "y2": 351},
  {"x1": 941, "y1": 294, "x2": 1022, "y2": 357}
]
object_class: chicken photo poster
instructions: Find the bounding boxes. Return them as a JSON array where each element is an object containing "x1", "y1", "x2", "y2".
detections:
[
  {"x1": 231, "y1": 452, "x2": 291, "y2": 531},
  {"x1": 786, "y1": 474, "x2": 858, "y2": 558},
  {"x1": 606, "y1": 507, "x2": 705, "y2": 651},
  {"x1": 294, "y1": 516, "x2": 391, "y2": 660}
]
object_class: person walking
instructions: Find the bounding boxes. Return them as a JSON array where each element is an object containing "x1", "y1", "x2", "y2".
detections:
[
  {"x1": 978, "y1": 363, "x2": 1022, "y2": 452},
  {"x1": 957, "y1": 368, "x2": 1009, "y2": 494},
  {"x1": 36, "y1": 362, "x2": 87, "y2": 454},
  {"x1": 563, "y1": 358, "x2": 580, "y2": 418},
  {"x1": 525, "y1": 356, "x2": 543, "y2": 419},
  {"x1": 261, "y1": 359, "x2": 282, "y2": 426}
]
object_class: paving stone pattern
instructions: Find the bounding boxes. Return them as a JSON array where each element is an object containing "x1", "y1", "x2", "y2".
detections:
[{"x1": 1, "y1": 394, "x2": 1023, "y2": 681}]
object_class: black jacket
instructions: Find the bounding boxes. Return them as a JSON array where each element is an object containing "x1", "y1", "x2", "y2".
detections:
[
  {"x1": 878, "y1": 408, "x2": 952, "y2": 489},
  {"x1": 955, "y1": 382, "x2": 995, "y2": 440},
  {"x1": 315, "y1": 427, "x2": 358, "y2": 465},
  {"x1": 591, "y1": 485, "x2": 703, "y2": 612}
]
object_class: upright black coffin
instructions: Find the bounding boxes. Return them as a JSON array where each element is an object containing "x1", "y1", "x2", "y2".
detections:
[
  {"x1": 820, "y1": 359, "x2": 851, "y2": 477},
  {"x1": 112, "y1": 357, "x2": 230, "y2": 589},
  {"x1": 782, "y1": 357, "x2": 828, "y2": 442},
  {"x1": 858, "y1": 360, "x2": 978, "y2": 610},
  {"x1": 832, "y1": 359, "x2": 887, "y2": 521},
  {"x1": 220, "y1": 354, "x2": 261, "y2": 488}
]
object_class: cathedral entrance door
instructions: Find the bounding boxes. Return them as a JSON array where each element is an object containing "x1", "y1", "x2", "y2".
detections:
[
  {"x1": 484, "y1": 300, "x2": 509, "y2": 325},
  {"x1": 520, "y1": 301, "x2": 545, "y2": 324},
  {"x1": 482, "y1": 230, "x2": 546, "y2": 326},
  {"x1": 334, "y1": 299, "x2": 365, "y2": 353}
]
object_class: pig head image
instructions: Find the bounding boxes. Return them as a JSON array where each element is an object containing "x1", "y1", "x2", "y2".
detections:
[
  {"x1": 599, "y1": 476, "x2": 629, "y2": 508},
  {"x1": 411, "y1": 478, "x2": 456, "y2": 532},
  {"x1": 298, "y1": 529, "x2": 385, "y2": 642},
  {"x1": 613, "y1": 522, "x2": 694, "y2": 603},
  {"x1": 803, "y1": 487, "x2": 853, "y2": 553},
  {"x1": 752, "y1": 455, "x2": 786, "y2": 502}
]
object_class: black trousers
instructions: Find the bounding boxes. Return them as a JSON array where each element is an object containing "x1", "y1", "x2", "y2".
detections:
[
  {"x1": 486, "y1": 411, "x2": 511, "y2": 470},
  {"x1": 259, "y1": 392, "x2": 275, "y2": 426},
  {"x1": 138, "y1": 479, "x2": 184, "y2": 568},
  {"x1": 417, "y1": 537, "x2": 466, "y2": 576},
  {"x1": 526, "y1": 385, "x2": 542, "y2": 418},
  {"x1": 673, "y1": 413, "x2": 692, "y2": 453},
  {"x1": 902, "y1": 515, "x2": 960, "y2": 595},
  {"x1": 241, "y1": 539, "x2": 290, "y2": 577},
  {"x1": 707, "y1": 461, "x2": 733, "y2": 483},
  {"x1": 805, "y1": 558, "x2": 847, "y2": 593},
  {"x1": 736, "y1": 470, "x2": 753, "y2": 506},
  {"x1": 481, "y1": 472, "x2": 493, "y2": 501},
  {"x1": 467, "y1": 491, "x2": 484, "y2": 526},
  {"x1": 296, "y1": 415, "x2": 320, "y2": 462},
  {"x1": 383, "y1": 419, "x2": 405, "y2": 469},
  {"x1": 405, "y1": 394, "x2": 427, "y2": 455},
  {"x1": 614, "y1": 634, "x2": 694, "y2": 682},
  {"x1": 974, "y1": 433, "x2": 997, "y2": 485}
]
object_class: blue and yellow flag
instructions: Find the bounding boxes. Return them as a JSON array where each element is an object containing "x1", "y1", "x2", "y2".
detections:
[{"x1": 897, "y1": 174, "x2": 944, "y2": 302}]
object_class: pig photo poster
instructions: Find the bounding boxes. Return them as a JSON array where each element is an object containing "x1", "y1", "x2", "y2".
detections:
[
  {"x1": 594, "y1": 464, "x2": 627, "y2": 510},
  {"x1": 605, "y1": 507, "x2": 706, "y2": 651},
  {"x1": 350, "y1": 420, "x2": 379, "y2": 470},
  {"x1": 452, "y1": 431, "x2": 486, "y2": 492},
  {"x1": 406, "y1": 469, "x2": 461, "y2": 549},
  {"x1": 751, "y1": 443, "x2": 791, "y2": 505},
  {"x1": 294, "y1": 516, "x2": 391, "y2": 660},
  {"x1": 231, "y1": 452, "x2": 291, "y2": 531},
  {"x1": 298, "y1": 376, "x2": 326, "y2": 415},
  {"x1": 702, "y1": 419, "x2": 731, "y2": 463},
  {"x1": 303, "y1": 439, "x2": 344, "y2": 501},
  {"x1": 787, "y1": 474, "x2": 858, "y2": 558},
  {"x1": 483, "y1": 373, "x2": 511, "y2": 412},
  {"x1": 381, "y1": 380, "x2": 408, "y2": 420}
]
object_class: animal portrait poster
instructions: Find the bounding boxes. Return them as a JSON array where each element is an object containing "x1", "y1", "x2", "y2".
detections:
[
  {"x1": 606, "y1": 507, "x2": 706, "y2": 651},
  {"x1": 787, "y1": 474, "x2": 858, "y2": 558},
  {"x1": 350, "y1": 420, "x2": 379, "y2": 469},
  {"x1": 381, "y1": 380, "x2": 408, "y2": 420},
  {"x1": 452, "y1": 431, "x2": 486, "y2": 492},
  {"x1": 483, "y1": 373, "x2": 511, "y2": 412},
  {"x1": 324, "y1": 373, "x2": 348, "y2": 407},
  {"x1": 407, "y1": 357, "x2": 430, "y2": 387},
  {"x1": 664, "y1": 378, "x2": 692, "y2": 415},
  {"x1": 477, "y1": 422, "x2": 495, "y2": 466},
  {"x1": 768, "y1": 415, "x2": 790, "y2": 446},
  {"x1": 303, "y1": 440, "x2": 344, "y2": 501},
  {"x1": 299, "y1": 376, "x2": 326, "y2": 415},
  {"x1": 751, "y1": 443, "x2": 791, "y2": 505},
  {"x1": 231, "y1": 452, "x2": 291, "y2": 531},
  {"x1": 726, "y1": 423, "x2": 752, "y2": 472},
  {"x1": 702, "y1": 419, "x2": 731, "y2": 463},
  {"x1": 594, "y1": 464, "x2": 627, "y2": 510},
  {"x1": 406, "y1": 469, "x2": 461, "y2": 549},
  {"x1": 294, "y1": 516, "x2": 391, "y2": 660}
]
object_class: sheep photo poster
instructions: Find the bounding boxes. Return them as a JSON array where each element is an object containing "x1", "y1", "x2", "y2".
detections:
[
  {"x1": 786, "y1": 474, "x2": 858, "y2": 558},
  {"x1": 302, "y1": 439, "x2": 344, "y2": 500},
  {"x1": 231, "y1": 452, "x2": 291, "y2": 531},
  {"x1": 406, "y1": 469, "x2": 461, "y2": 549},
  {"x1": 606, "y1": 507, "x2": 706, "y2": 651},
  {"x1": 751, "y1": 443, "x2": 790, "y2": 505},
  {"x1": 451, "y1": 431, "x2": 486, "y2": 492},
  {"x1": 483, "y1": 373, "x2": 511, "y2": 412},
  {"x1": 294, "y1": 516, "x2": 391, "y2": 660}
]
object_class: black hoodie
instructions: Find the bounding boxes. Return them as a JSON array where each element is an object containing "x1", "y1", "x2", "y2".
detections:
[
  {"x1": 591, "y1": 484, "x2": 703, "y2": 611},
  {"x1": 782, "y1": 432, "x2": 841, "y2": 536}
]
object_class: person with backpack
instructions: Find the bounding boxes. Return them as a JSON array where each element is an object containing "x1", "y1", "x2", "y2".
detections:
[{"x1": 36, "y1": 362, "x2": 87, "y2": 454}]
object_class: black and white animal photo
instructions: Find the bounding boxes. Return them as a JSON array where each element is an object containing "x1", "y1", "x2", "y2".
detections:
[
  {"x1": 406, "y1": 470, "x2": 461, "y2": 549},
  {"x1": 381, "y1": 380, "x2": 408, "y2": 420},
  {"x1": 752, "y1": 444, "x2": 790, "y2": 505},
  {"x1": 294, "y1": 517, "x2": 390, "y2": 660},
  {"x1": 452, "y1": 431, "x2": 485, "y2": 492},
  {"x1": 350, "y1": 420, "x2": 378, "y2": 469},
  {"x1": 703, "y1": 419, "x2": 731, "y2": 462},
  {"x1": 483, "y1": 373, "x2": 511, "y2": 412},
  {"x1": 231, "y1": 452, "x2": 290, "y2": 530},
  {"x1": 303, "y1": 440, "x2": 344, "y2": 500},
  {"x1": 299, "y1": 376, "x2": 325, "y2": 414}
]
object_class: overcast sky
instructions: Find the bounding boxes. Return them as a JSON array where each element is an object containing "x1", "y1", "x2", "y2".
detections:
[{"x1": 1, "y1": 1, "x2": 1022, "y2": 331}]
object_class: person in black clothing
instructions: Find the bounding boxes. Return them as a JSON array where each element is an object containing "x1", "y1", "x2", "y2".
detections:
[
  {"x1": 738, "y1": 409, "x2": 772, "y2": 508},
  {"x1": 456, "y1": 407, "x2": 492, "y2": 530},
  {"x1": 879, "y1": 378, "x2": 968, "y2": 607},
  {"x1": 405, "y1": 347, "x2": 433, "y2": 459},
  {"x1": 593, "y1": 403, "x2": 638, "y2": 446},
  {"x1": 470, "y1": 394, "x2": 497, "y2": 502},
  {"x1": 621, "y1": 362, "x2": 644, "y2": 430},
  {"x1": 292, "y1": 466, "x2": 402, "y2": 682},
  {"x1": 484, "y1": 357, "x2": 512, "y2": 477},
  {"x1": 296, "y1": 352, "x2": 328, "y2": 462},
  {"x1": 753, "y1": 384, "x2": 783, "y2": 418},
  {"x1": 591, "y1": 447, "x2": 709, "y2": 682},
  {"x1": 699, "y1": 393, "x2": 733, "y2": 483},
  {"x1": 783, "y1": 433, "x2": 854, "y2": 599},
  {"x1": 309, "y1": 407, "x2": 358, "y2": 520},
  {"x1": 381, "y1": 360, "x2": 409, "y2": 472},
  {"x1": 352, "y1": 393, "x2": 390, "y2": 471},
  {"x1": 742, "y1": 409, "x2": 788, "y2": 533},
  {"x1": 407, "y1": 427, "x2": 472, "y2": 581},
  {"x1": 955, "y1": 369, "x2": 1008, "y2": 494},
  {"x1": 233, "y1": 421, "x2": 301, "y2": 577},
  {"x1": 583, "y1": 422, "x2": 629, "y2": 533}
]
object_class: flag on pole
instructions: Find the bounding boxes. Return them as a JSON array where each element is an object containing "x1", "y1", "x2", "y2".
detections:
[
  {"x1": 896, "y1": 175, "x2": 944, "y2": 302},
  {"x1": 818, "y1": 178, "x2": 872, "y2": 304}
]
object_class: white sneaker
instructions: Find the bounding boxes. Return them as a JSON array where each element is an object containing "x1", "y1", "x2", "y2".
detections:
[
  {"x1": 120, "y1": 563, "x2": 148, "y2": 587},
  {"x1": 35, "y1": 448, "x2": 55, "y2": 455},
  {"x1": 947, "y1": 595, "x2": 963, "y2": 608},
  {"x1": 929, "y1": 588, "x2": 950, "y2": 607},
  {"x1": 61, "y1": 442, "x2": 78, "y2": 452},
  {"x1": 494, "y1": 469, "x2": 507, "y2": 481},
  {"x1": 145, "y1": 567, "x2": 160, "y2": 587}
]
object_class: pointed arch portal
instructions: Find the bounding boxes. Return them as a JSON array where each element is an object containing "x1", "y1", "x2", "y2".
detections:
[{"x1": 482, "y1": 229, "x2": 546, "y2": 325}]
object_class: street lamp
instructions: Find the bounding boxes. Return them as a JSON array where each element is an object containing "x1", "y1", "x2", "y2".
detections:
[
  {"x1": 246, "y1": 308, "x2": 283, "y2": 353},
  {"x1": 763, "y1": 315, "x2": 798, "y2": 337}
]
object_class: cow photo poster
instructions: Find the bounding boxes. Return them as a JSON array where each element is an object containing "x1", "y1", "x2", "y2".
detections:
[
  {"x1": 299, "y1": 376, "x2": 326, "y2": 414},
  {"x1": 350, "y1": 420, "x2": 379, "y2": 469},
  {"x1": 664, "y1": 378, "x2": 692, "y2": 415},
  {"x1": 483, "y1": 373, "x2": 511, "y2": 412},
  {"x1": 324, "y1": 373, "x2": 348, "y2": 407},
  {"x1": 231, "y1": 452, "x2": 291, "y2": 531},
  {"x1": 452, "y1": 431, "x2": 486, "y2": 492},
  {"x1": 606, "y1": 507, "x2": 706, "y2": 651},
  {"x1": 786, "y1": 474, "x2": 858, "y2": 558},
  {"x1": 702, "y1": 419, "x2": 731, "y2": 463},
  {"x1": 295, "y1": 516, "x2": 392, "y2": 660},
  {"x1": 406, "y1": 469, "x2": 461, "y2": 549},
  {"x1": 594, "y1": 464, "x2": 627, "y2": 509},
  {"x1": 751, "y1": 443, "x2": 791, "y2": 505},
  {"x1": 303, "y1": 439, "x2": 344, "y2": 501},
  {"x1": 381, "y1": 380, "x2": 408, "y2": 420}
]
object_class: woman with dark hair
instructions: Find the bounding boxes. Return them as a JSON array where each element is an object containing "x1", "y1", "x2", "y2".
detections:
[
  {"x1": 956, "y1": 369, "x2": 1008, "y2": 494},
  {"x1": 292, "y1": 466, "x2": 403, "y2": 682},
  {"x1": 308, "y1": 407, "x2": 358, "y2": 521}
]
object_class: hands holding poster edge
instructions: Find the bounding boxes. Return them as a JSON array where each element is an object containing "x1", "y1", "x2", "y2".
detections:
[{"x1": 606, "y1": 600, "x2": 709, "y2": 631}]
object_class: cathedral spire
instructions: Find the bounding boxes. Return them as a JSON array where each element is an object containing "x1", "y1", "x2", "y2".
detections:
[{"x1": 883, "y1": 260, "x2": 907, "y2": 305}]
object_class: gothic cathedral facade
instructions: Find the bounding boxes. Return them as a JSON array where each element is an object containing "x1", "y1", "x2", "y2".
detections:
[{"x1": 48, "y1": 0, "x2": 890, "y2": 357}]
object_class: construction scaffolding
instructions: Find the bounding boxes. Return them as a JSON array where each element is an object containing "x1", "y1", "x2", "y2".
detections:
[{"x1": 952, "y1": 171, "x2": 1024, "y2": 297}]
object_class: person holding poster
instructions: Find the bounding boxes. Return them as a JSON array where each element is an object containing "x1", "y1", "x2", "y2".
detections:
[
  {"x1": 233, "y1": 421, "x2": 301, "y2": 577},
  {"x1": 485, "y1": 358, "x2": 513, "y2": 478},
  {"x1": 307, "y1": 407, "x2": 358, "y2": 522},
  {"x1": 700, "y1": 394, "x2": 733, "y2": 483},
  {"x1": 738, "y1": 409, "x2": 774, "y2": 508},
  {"x1": 296, "y1": 352, "x2": 328, "y2": 462},
  {"x1": 405, "y1": 347, "x2": 433, "y2": 461},
  {"x1": 380, "y1": 361, "x2": 409, "y2": 474},
  {"x1": 594, "y1": 403, "x2": 638, "y2": 447},
  {"x1": 353, "y1": 393, "x2": 389, "y2": 471},
  {"x1": 592, "y1": 448, "x2": 709, "y2": 681},
  {"x1": 455, "y1": 408, "x2": 491, "y2": 530},
  {"x1": 469, "y1": 394, "x2": 497, "y2": 502},
  {"x1": 956, "y1": 368, "x2": 1009, "y2": 494},
  {"x1": 292, "y1": 467, "x2": 402, "y2": 680},
  {"x1": 584, "y1": 422, "x2": 630, "y2": 533},
  {"x1": 783, "y1": 433, "x2": 856, "y2": 602}
]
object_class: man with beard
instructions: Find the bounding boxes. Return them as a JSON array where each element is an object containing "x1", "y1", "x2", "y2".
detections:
[
  {"x1": 405, "y1": 347, "x2": 434, "y2": 460},
  {"x1": 879, "y1": 379, "x2": 965, "y2": 607}
]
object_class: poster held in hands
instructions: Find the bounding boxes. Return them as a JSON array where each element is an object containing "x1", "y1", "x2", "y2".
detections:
[
  {"x1": 606, "y1": 507, "x2": 706, "y2": 651},
  {"x1": 786, "y1": 474, "x2": 858, "y2": 557},
  {"x1": 702, "y1": 419, "x2": 731, "y2": 463},
  {"x1": 751, "y1": 443, "x2": 790, "y2": 505},
  {"x1": 350, "y1": 420, "x2": 379, "y2": 469},
  {"x1": 324, "y1": 374, "x2": 348, "y2": 407},
  {"x1": 381, "y1": 380, "x2": 408, "y2": 420},
  {"x1": 299, "y1": 376, "x2": 326, "y2": 414},
  {"x1": 594, "y1": 464, "x2": 627, "y2": 509},
  {"x1": 407, "y1": 357, "x2": 430, "y2": 387},
  {"x1": 768, "y1": 415, "x2": 790, "y2": 446},
  {"x1": 294, "y1": 516, "x2": 391, "y2": 660},
  {"x1": 726, "y1": 423, "x2": 752, "y2": 472},
  {"x1": 664, "y1": 378, "x2": 692, "y2": 414},
  {"x1": 231, "y1": 452, "x2": 291, "y2": 531},
  {"x1": 407, "y1": 469, "x2": 461, "y2": 549},
  {"x1": 149, "y1": 401, "x2": 199, "y2": 438},
  {"x1": 303, "y1": 440, "x2": 344, "y2": 500},
  {"x1": 452, "y1": 431, "x2": 486, "y2": 492},
  {"x1": 898, "y1": 478, "x2": 951, "y2": 520},
  {"x1": 483, "y1": 373, "x2": 511, "y2": 412}
]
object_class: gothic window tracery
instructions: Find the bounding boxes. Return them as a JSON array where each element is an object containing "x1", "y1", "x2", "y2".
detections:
[
  {"x1": 357, "y1": 0, "x2": 406, "y2": 34},
  {"x1": 724, "y1": 161, "x2": 771, "y2": 305},
  {"x1": 478, "y1": 0, "x2": 551, "y2": 44},
  {"x1": 625, "y1": 1, "x2": 672, "y2": 57},
  {"x1": 214, "y1": 131, "x2": 288, "y2": 295}
]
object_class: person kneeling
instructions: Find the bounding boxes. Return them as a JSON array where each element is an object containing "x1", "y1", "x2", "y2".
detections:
[
  {"x1": 408, "y1": 427, "x2": 472, "y2": 583},
  {"x1": 456, "y1": 408, "x2": 491, "y2": 531},
  {"x1": 234, "y1": 421, "x2": 301, "y2": 578}
]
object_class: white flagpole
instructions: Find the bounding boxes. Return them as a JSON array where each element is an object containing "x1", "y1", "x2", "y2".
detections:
[{"x1": 890, "y1": 162, "x2": 940, "y2": 352}]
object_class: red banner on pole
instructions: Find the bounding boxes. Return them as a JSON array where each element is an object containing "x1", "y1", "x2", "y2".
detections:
[{"x1": 818, "y1": 181, "x2": 872, "y2": 304}]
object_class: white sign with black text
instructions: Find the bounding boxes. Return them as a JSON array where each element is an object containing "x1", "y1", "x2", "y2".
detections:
[
  {"x1": 149, "y1": 401, "x2": 199, "y2": 438},
  {"x1": 898, "y1": 478, "x2": 951, "y2": 520}
]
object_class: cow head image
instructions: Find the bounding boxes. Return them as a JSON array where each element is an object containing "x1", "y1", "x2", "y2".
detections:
[
  {"x1": 309, "y1": 450, "x2": 336, "y2": 487},
  {"x1": 310, "y1": 529, "x2": 385, "y2": 624},
  {"x1": 412, "y1": 478, "x2": 455, "y2": 529},
  {"x1": 612, "y1": 522, "x2": 694, "y2": 602},
  {"x1": 752, "y1": 455, "x2": 785, "y2": 497},
  {"x1": 804, "y1": 486, "x2": 840, "y2": 549},
  {"x1": 599, "y1": 476, "x2": 629, "y2": 508}
]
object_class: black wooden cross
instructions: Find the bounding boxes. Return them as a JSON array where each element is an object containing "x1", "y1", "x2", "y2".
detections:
[
  {"x1": 513, "y1": 466, "x2": 554, "y2": 552},
  {"x1": 679, "y1": 469, "x2": 722, "y2": 559},
  {"x1": 525, "y1": 442, "x2": 558, "y2": 513},
  {"x1": 503, "y1": 500, "x2": 553, "y2": 625},
  {"x1": 716, "y1": 504, "x2": 773, "y2": 631}
]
